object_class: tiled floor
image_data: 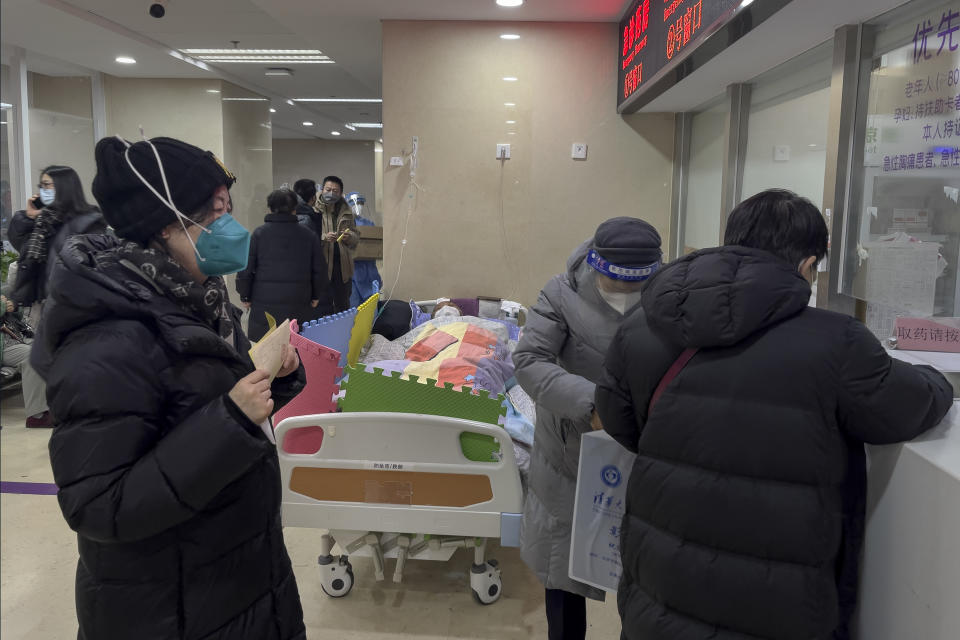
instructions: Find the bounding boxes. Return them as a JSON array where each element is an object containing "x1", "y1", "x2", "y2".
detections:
[{"x1": 0, "y1": 393, "x2": 622, "y2": 639}]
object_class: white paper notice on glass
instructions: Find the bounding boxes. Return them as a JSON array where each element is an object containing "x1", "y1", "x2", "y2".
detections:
[
  {"x1": 863, "y1": 241, "x2": 940, "y2": 315},
  {"x1": 249, "y1": 318, "x2": 291, "y2": 382}
]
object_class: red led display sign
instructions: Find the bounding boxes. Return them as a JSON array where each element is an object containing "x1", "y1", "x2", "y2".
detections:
[{"x1": 618, "y1": 0, "x2": 741, "y2": 108}]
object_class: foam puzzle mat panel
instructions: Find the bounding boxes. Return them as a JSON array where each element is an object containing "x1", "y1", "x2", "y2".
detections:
[
  {"x1": 299, "y1": 309, "x2": 358, "y2": 369},
  {"x1": 272, "y1": 320, "x2": 343, "y2": 427}
]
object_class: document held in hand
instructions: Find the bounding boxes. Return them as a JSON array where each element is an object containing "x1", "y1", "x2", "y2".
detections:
[{"x1": 248, "y1": 312, "x2": 291, "y2": 382}]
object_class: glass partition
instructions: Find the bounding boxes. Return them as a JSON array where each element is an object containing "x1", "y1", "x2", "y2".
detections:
[{"x1": 845, "y1": 0, "x2": 960, "y2": 338}]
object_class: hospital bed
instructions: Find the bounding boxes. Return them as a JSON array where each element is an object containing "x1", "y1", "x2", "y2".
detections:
[
  {"x1": 275, "y1": 411, "x2": 524, "y2": 604},
  {"x1": 272, "y1": 293, "x2": 529, "y2": 604}
]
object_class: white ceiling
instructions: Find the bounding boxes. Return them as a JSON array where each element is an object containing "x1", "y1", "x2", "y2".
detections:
[
  {"x1": 1, "y1": 0, "x2": 630, "y2": 140},
  {"x1": 0, "y1": 0, "x2": 921, "y2": 136}
]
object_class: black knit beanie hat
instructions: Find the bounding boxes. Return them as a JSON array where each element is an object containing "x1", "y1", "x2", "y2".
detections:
[
  {"x1": 592, "y1": 217, "x2": 662, "y2": 267},
  {"x1": 92, "y1": 136, "x2": 236, "y2": 243}
]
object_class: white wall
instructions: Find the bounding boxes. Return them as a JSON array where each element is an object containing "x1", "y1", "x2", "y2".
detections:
[
  {"x1": 684, "y1": 102, "x2": 727, "y2": 252},
  {"x1": 741, "y1": 86, "x2": 831, "y2": 210},
  {"x1": 381, "y1": 20, "x2": 675, "y2": 307},
  {"x1": 27, "y1": 73, "x2": 96, "y2": 197}
]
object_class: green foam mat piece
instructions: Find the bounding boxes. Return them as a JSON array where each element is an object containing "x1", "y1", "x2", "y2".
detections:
[{"x1": 339, "y1": 365, "x2": 508, "y2": 463}]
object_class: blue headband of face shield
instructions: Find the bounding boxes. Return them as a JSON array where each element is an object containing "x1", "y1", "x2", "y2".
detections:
[{"x1": 586, "y1": 249, "x2": 660, "y2": 282}]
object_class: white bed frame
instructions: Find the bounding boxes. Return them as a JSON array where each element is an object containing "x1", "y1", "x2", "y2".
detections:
[{"x1": 276, "y1": 412, "x2": 524, "y2": 604}]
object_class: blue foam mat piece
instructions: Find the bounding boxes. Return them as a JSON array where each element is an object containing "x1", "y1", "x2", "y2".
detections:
[{"x1": 299, "y1": 308, "x2": 359, "y2": 368}]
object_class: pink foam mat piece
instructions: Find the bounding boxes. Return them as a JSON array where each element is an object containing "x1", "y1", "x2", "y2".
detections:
[{"x1": 272, "y1": 320, "x2": 343, "y2": 427}]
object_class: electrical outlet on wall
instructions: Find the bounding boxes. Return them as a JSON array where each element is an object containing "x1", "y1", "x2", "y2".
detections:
[
  {"x1": 496, "y1": 144, "x2": 511, "y2": 159},
  {"x1": 389, "y1": 156, "x2": 404, "y2": 166},
  {"x1": 572, "y1": 143, "x2": 588, "y2": 160}
]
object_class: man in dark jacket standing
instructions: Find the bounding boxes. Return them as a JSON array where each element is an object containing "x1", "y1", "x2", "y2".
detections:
[
  {"x1": 596, "y1": 189, "x2": 953, "y2": 640},
  {"x1": 33, "y1": 135, "x2": 307, "y2": 640}
]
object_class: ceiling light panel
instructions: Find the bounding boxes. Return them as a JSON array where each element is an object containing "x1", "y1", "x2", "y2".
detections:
[
  {"x1": 293, "y1": 98, "x2": 382, "y2": 103},
  {"x1": 181, "y1": 49, "x2": 324, "y2": 55},
  {"x1": 349, "y1": 123, "x2": 383, "y2": 128},
  {"x1": 180, "y1": 49, "x2": 333, "y2": 64}
]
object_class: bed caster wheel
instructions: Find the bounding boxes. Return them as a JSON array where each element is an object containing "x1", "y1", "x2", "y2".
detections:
[
  {"x1": 318, "y1": 555, "x2": 354, "y2": 598},
  {"x1": 469, "y1": 559, "x2": 502, "y2": 605}
]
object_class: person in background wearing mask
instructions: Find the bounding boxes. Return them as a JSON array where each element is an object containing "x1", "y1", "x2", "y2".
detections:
[
  {"x1": 9, "y1": 166, "x2": 106, "y2": 306},
  {"x1": 597, "y1": 190, "x2": 953, "y2": 640},
  {"x1": 512, "y1": 217, "x2": 662, "y2": 640},
  {"x1": 237, "y1": 188, "x2": 330, "y2": 340},
  {"x1": 7, "y1": 165, "x2": 104, "y2": 427},
  {"x1": 299, "y1": 175, "x2": 358, "y2": 312},
  {"x1": 31, "y1": 136, "x2": 307, "y2": 640}
]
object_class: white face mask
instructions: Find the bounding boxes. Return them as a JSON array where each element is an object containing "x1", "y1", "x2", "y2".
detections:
[{"x1": 598, "y1": 288, "x2": 642, "y2": 314}]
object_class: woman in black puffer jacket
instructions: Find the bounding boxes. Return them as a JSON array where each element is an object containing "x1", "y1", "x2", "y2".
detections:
[{"x1": 31, "y1": 135, "x2": 307, "y2": 640}]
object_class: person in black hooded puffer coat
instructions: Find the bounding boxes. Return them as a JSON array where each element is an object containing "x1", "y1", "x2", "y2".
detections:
[
  {"x1": 236, "y1": 188, "x2": 330, "y2": 340},
  {"x1": 31, "y1": 135, "x2": 307, "y2": 640},
  {"x1": 596, "y1": 189, "x2": 953, "y2": 640}
]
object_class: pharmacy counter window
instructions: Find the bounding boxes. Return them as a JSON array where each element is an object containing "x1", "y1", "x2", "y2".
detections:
[{"x1": 844, "y1": 0, "x2": 960, "y2": 340}]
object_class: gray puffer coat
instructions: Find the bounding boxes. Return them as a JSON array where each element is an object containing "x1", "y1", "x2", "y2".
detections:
[{"x1": 513, "y1": 241, "x2": 638, "y2": 599}]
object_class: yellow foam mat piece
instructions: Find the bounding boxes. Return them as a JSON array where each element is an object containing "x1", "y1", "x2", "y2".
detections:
[{"x1": 347, "y1": 292, "x2": 380, "y2": 366}]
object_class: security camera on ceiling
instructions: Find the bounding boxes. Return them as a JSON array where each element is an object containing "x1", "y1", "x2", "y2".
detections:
[{"x1": 149, "y1": 1, "x2": 166, "y2": 18}]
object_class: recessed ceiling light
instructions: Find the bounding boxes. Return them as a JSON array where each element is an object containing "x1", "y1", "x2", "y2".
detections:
[
  {"x1": 302, "y1": 121, "x2": 314, "y2": 126},
  {"x1": 331, "y1": 131, "x2": 341, "y2": 136},
  {"x1": 269, "y1": 108, "x2": 277, "y2": 113},
  {"x1": 286, "y1": 99, "x2": 295, "y2": 106},
  {"x1": 506, "y1": 120, "x2": 516, "y2": 124},
  {"x1": 115, "y1": 56, "x2": 137, "y2": 64},
  {"x1": 503, "y1": 76, "x2": 518, "y2": 82},
  {"x1": 344, "y1": 124, "x2": 357, "y2": 131},
  {"x1": 496, "y1": 0, "x2": 523, "y2": 7},
  {"x1": 508, "y1": 132, "x2": 517, "y2": 135},
  {"x1": 500, "y1": 34, "x2": 520, "y2": 40},
  {"x1": 504, "y1": 102, "x2": 516, "y2": 107},
  {"x1": 206, "y1": 89, "x2": 221, "y2": 94}
]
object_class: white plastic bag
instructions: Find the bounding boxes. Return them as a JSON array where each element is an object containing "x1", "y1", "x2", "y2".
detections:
[{"x1": 569, "y1": 430, "x2": 636, "y2": 592}]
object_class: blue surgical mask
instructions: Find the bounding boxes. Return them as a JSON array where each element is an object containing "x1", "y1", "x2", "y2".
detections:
[
  {"x1": 195, "y1": 213, "x2": 250, "y2": 276},
  {"x1": 39, "y1": 188, "x2": 56, "y2": 206}
]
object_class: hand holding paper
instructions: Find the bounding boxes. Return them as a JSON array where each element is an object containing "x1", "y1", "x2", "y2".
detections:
[{"x1": 248, "y1": 313, "x2": 292, "y2": 381}]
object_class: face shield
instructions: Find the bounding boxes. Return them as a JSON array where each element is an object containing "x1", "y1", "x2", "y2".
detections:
[
  {"x1": 584, "y1": 249, "x2": 660, "y2": 314},
  {"x1": 346, "y1": 192, "x2": 367, "y2": 220}
]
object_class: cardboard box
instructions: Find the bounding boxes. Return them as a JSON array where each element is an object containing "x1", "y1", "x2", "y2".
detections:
[{"x1": 355, "y1": 226, "x2": 383, "y2": 260}]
